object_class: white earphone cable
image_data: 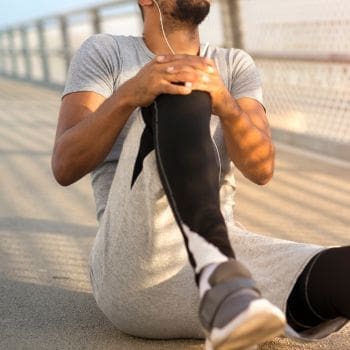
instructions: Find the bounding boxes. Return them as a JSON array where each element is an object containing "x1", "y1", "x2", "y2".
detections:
[
  {"x1": 211, "y1": 133, "x2": 222, "y2": 184},
  {"x1": 153, "y1": 0, "x2": 175, "y2": 55},
  {"x1": 152, "y1": 0, "x2": 222, "y2": 185}
]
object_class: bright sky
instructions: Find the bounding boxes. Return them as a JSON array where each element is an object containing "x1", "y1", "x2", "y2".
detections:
[{"x1": 0, "y1": 0, "x2": 109, "y2": 28}]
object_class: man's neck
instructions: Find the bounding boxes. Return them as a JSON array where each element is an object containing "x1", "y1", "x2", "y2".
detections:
[{"x1": 143, "y1": 27, "x2": 201, "y2": 56}]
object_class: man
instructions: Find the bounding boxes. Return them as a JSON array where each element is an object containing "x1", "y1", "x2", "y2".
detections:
[{"x1": 52, "y1": 0, "x2": 350, "y2": 349}]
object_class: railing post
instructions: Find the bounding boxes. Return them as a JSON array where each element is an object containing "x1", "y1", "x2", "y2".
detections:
[
  {"x1": 219, "y1": 0, "x2": 233, "y2": 47},
  {"x1": 36, "y1": 19, "x2": 50, "y2": 84},
  {"x1": 20, "y1": 26, "x2": 32, "y2": 80},
  {"x1": 7, "y1": 29, "x2": 19, "y2": 77},
  {"x1": 59, "y1": 16, "x2": 71, "y2": 74},
  {"x1": 230, "y1": 0, "x2": 244, "y2": 49},
  {"x1": 91, "y1": 8, "x2": 102, "y2": 34},
  {"x1": 0, "y1": 31, "x2": 5, "y2": 75},
  {"x1": 220, "y1": 0, "x2": 243, "y2": 49}
]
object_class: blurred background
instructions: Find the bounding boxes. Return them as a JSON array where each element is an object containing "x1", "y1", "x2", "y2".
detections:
[
  {"x1": 0, "y1": 0, "x2": 349, "y2": 159},
  {"x1": 0, "y1": 2, "x2": 350, "y2": 349}
]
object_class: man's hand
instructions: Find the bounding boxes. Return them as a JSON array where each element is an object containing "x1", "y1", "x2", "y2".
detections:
[
  {"x1": 147, "y1": 55, "x2": 275, "y2": 186},
  {"x1": 121, "y1": 55, "x2": 193, "y2": 108},
  {"x1": 121, "y1": 54, "x2": 232, "y2": 116},
  {"x1": 153, "y1": 54, "x2": 233, "y2": 116}
]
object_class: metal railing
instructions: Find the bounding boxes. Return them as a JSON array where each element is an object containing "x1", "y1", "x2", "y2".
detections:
[
  {"x1": 0, "y1": 0, "x2": 143, "y2": 88},
  {"x1": 2, "y1": 0, "x2": 349, "y2": 87},
  {"x1": 0, "y1": 0, "x2": 349, "y2": 160},
  {"x1": 0, "y1": 0, "x2": 246, "y2": 88}
]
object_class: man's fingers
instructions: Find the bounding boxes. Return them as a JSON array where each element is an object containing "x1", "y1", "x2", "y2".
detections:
[
  {"x1": 204, "y1": 57, "x2": 215, "y2": 67},
  {"x1": 161, "y1": 81, "x2": 193, "y2": 95},
  {"x1": 164, "y1": 64, "x2": 215, "y2": 87},
  {"x1": 157, "y1": 54, "x2": 214, "y2": 65},
  {"x1": 157, "y1": 55, "x2": 215, "y2": 73},
  {"x1": 157, "y1": 54, "x2": 188, "y2": 62},
  {"x1": 166, "y1": 68, "x2": 214, "y2": 88},
  {"x1": 166, "y1": 64, "x2": 215, "y2": 75},
  {"x1": 153, "y1": 55, "x2": 218, "y2": 96},
  {"x1": 167, "y1": 70, "x2": 200, "y2": 85}
]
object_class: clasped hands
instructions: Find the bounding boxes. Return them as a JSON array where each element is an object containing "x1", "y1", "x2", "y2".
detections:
[{"x1": 123, "y1": 54, "x2": 235, "y2": 118}]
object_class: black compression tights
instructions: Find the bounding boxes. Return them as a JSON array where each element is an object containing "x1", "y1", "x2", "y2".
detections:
[
  {"x1": 287, "y1": 246, "x2": 350, "y2": 331},
  {"x1": 140, "y1": 91, "x2": 235, "y2": 285}
]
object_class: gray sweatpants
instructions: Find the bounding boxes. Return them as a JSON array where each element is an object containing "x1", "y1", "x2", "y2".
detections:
[{"x1": 88, "y1": 112, "x2": 348, "y2": 341}]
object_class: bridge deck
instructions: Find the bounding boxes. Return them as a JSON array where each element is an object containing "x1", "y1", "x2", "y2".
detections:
[{"x1": 0, "y1": 77, "x2": 349, "y2": 349}]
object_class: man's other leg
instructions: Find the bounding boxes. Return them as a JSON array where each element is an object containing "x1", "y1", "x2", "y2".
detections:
[{"x1": 287, "y1": 246, "x2": 350, "y2": 332}]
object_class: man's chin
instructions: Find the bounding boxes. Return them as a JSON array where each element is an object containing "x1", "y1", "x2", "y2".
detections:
[{"x1": 172, "y1": 0, "x2": 211, "y2": 27}]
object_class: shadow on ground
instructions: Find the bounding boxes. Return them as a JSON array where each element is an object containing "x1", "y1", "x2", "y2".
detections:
[
  {"x1": 0, "y1": 279, "x2": 203, "y2": 350},
  {"x1": 0, "y1": 78, "x2": 349, "y2": 349}
]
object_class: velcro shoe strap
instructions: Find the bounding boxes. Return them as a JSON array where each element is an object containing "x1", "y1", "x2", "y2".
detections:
[{"x1": 199, "y1": 277, "x2": 260, "y2": 331}]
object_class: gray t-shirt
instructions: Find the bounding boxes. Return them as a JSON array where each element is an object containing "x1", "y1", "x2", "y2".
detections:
[{"x1": 62, "y1": 34, "x2": 265, "y2": 220}]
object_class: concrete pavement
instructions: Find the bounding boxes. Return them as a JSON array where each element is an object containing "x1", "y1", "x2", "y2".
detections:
[{"x1": 0, "y1": 77, "x2": 349, "y2": 349}]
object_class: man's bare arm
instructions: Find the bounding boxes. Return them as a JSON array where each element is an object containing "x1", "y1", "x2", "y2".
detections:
[
  {"x1": 157, "y1": 55, "x2": 275, "y2": 185},
  {"x1": 220, "y1": 97, "x2": 275, "y2": 185},
  {"x1": 52, "y1": 88, "x2": 136, "y2": 186},
  {"x1": 52, "y1": 57, "x2": 194, "y2": 186}
]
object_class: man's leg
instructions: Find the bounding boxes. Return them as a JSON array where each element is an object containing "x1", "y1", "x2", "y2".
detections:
[
  {"x1": 141, "y1": 91, "x2": 234, "y2": 281},
  {"x1": 287, "y1": 246, "x2": 350, "y2": 332},
  {"x1": 140, "y1": 91, "x2": 286, "y2": 349}
]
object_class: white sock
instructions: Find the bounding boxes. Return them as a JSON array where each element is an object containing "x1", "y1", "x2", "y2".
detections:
[{"x1": 199, "y1": 263, "x2": 219, "y2": 298}]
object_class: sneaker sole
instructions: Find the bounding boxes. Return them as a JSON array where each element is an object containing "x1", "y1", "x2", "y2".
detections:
[{"x1": 208, "y1": 299, "x2": 286, "y2": 350}]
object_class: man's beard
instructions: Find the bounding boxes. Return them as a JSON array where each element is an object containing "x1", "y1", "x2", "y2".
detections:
[{"x1": 170, "y1": 0, "x2": 210, "y2": 27}]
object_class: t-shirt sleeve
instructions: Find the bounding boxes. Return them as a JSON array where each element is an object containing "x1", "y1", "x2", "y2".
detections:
[
  {"x1": 61, "y1": 33, "x2": 119, "y2": 100},
  {"x1": 230, "y1": 49, "x2": 266, "y2": 112}
]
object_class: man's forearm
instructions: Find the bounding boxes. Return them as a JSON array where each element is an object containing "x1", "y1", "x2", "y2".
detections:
[
  {"x1": 52, "y1": 86, "x2": 136, "y2": 186},
  {"x1": 219, "y1": 98, "x2": 275, "y2": 185}
]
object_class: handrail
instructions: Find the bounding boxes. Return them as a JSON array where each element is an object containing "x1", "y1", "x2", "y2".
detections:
[
  {"x1": 0, "y1": 0, "x2": 141, "y2": 89},
  {"x1": 1, "y1": 0, "x2": 349, "y2": 160},
  {"x1": 0, "y1": 0, "x2": 133, "y2": 32},
  {"x1": 251, "y1": 51, "x2": 350, "y2": 64},
  {"x1": 0, "y1": 0, "x2": 349, "y2": 90}
]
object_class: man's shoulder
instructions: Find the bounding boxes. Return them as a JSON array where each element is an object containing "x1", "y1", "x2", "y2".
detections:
[
  {"x1": 207, "y1": 44, "x2": 253, "y2": 61},
  {"x1": 83, "y1": 33, "x2": 137, "y2": 48},
  {"x1": 207, "y1": 44, "x2": 257, "y2": 72},
  {"x1": 78, "y1": 34, "x2": 143, "y2": 65}
]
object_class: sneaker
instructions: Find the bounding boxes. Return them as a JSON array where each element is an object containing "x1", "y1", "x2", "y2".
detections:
[{"x1": 199, "y1": 260, "x2": 286, "y2": 350}]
